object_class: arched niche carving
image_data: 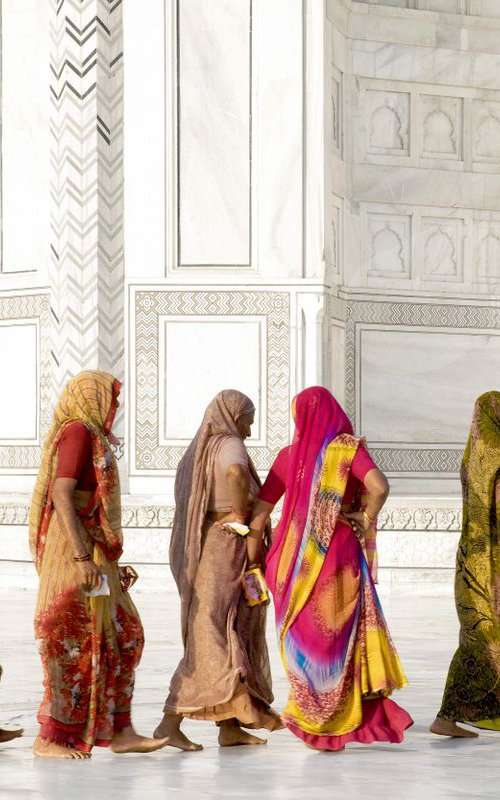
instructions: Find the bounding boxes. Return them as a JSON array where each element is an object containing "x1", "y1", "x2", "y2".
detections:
[
  {"x1": 423, "y1": 109, "x2": 456, "y2": 155},
  {"x1": 475, "y1": 113, "x2": 500, "y2": 158},
  {"x1": 369, "y1": 105, "x2": 405, "y2": 150},
  {"x1": 424, "y1": 228, "x2": 457, "y2": 276},
  {"x1": 371, "y1": 224, "x2": 405, "y2": 273},
  {"x1": 477, "y1": 232, "x2": 500, "y2": 279}
]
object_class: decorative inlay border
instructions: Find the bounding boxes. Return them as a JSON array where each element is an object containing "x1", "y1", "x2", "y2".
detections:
[
  {"x1": 377, "y1": 505, "x2": 461, "y2": 531},
  {"x1": 134, "y1": 289, "x2": 290, "y2": 472},
  {"x1": 0, "y1": 502, "x2": 176, "y2": 529},
  {"x1": 370, "y1": 448, "x2": 462, "y2": 474},
  {"x1": 0, "y1": 294, "x2": 51, "y2": 470},
  {"x1": 0, "y1": 501, "x2": 462, "y2": 531}
]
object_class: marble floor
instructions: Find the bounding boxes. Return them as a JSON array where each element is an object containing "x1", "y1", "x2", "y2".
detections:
[{"x1": 0, "y1": 586, "x2": 497, "y2": 800}]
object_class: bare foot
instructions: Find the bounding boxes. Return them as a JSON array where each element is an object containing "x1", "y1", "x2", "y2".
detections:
[
  {"x1": 33, "y1": 735, "x2": 91, "y2": 759},
  {"x1": 0, "y1": 727, "x2": 23, "y2": 744},
  {"x1": 111, "y1": 725, "x2": 171, "y2": 754},
  {"x1": 153, "y1": 713, "x2": 203, "y2": 752},
  {"x1": 430, "y1": 718, "x2": 478, "y2": 738},
  {"x1": 218, "y1": 719, "x2": 267, "y2": 747}
]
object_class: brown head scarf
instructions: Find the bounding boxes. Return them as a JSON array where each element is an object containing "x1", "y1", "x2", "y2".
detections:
[
  {"x1": 170, "y1": 390, "x2": 258, "y2": 642},
  {"x1": 29, "y1": 370, "x2": 122, "y2": 570}
]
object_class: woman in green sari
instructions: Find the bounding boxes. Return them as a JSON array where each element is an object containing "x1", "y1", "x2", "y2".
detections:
[{"x1": 431, "y1": 391, "x2": 500, "y2": 737}]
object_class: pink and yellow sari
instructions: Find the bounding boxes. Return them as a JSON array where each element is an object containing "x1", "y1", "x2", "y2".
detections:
[{"x1": 266, "y1": 387, "x2": 412, "y2": 750}]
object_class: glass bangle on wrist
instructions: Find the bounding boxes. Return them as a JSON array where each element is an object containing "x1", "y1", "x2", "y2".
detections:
[
  {"x1": 73, "y1": 553, "x2": 91, "y2": 562},
  {"x1": 231, "y1": 507, "x2": 247, "y2": 523},
  {"x1": 362, "y1": 510, "x2": 375, "y2": 525}
]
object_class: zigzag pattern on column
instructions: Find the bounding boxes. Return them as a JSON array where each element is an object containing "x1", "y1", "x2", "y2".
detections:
[{"x1": 50, "y1": 0, "x2": 124, "y2": 403}]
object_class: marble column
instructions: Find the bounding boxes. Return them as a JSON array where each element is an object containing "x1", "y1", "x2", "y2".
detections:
[{"x1": 49, "y1": 0, "x2": 124, "y2": 426}]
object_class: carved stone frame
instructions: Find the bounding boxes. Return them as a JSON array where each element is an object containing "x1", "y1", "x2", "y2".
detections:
[
  {"x1": 344, "y1": 298, "x2": 500, "y2": 473},
  {"x1": 132, "y1": 288, "x2": 291, "y2": 473},
  {"x1": 0, "y1": 293, "x2": 51, "y2": 470}
]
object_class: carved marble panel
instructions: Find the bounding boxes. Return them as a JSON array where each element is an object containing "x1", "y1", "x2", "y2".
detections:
[
  {"x1": 367, "y1": 213, "x2": 411, "y2": 277},
  {"x1": 0, "y1": 323, "x2": 38, "y2": 440},
  {"x1": 474, "y1": 222, "x2": 500, "y2": 283},
  {"x1": 356, "y1": 0, "x2": 480, "y2": 11},
  {"x1": 420, "y1": 95, "x2": 462, "y2": 161},
  {"x1": 331, "y1": 66, "x2": 343, "y2": 155},
  {"x1": 472, "y1": 101, "x2": 500, "y2": 163},
  {"x1": 359, "y1": 326, "x2": 500, "y2": 444},
  {"x1": 131, "y1": 288, "x2": 290, "y2": 473},
  {"x1": 366, "y1": 90, "x2": 410, "y2": 157},
  {"x1": 468, "y1": 0, "x2": 500, "y2": 17},
  {"x1": 358, "y1": 0, "x2": 414, "y2": 7},
  {"x1": 2, "y1": 0, "x2": 50, "y2": 274},
  {"x1": 418, "y1": 0, "x2": 461, "y2": 11},
  {"x1": 159, "y1": 316, "x2": 265, "y2": 442},
  {"x1": 328, "y1": 196, "x2": 342, "y2": 281},
  {"x1": 344, "y1": 299, "x2": 500, "y2": 474},
  {"x1": 421, "y1": 217, "x2": 464, "y2": 282},
  {"x1": 0, "y1": 293, "x2": 51, "y2": 470},
  {"x1": 178, "y1": 0, "x2": 251, "y2": 266}
]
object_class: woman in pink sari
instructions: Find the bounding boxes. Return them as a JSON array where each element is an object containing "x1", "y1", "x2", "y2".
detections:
[{"x1": 248, "y1": 386, "x2": 413, "y2": 751}]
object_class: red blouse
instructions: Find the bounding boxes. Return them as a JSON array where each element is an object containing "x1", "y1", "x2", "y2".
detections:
[
  {"x1": 259, "y1": 443, "x2": 378, "y2": 506},
  {"x1": 56, "y1": 421, "x2": 97, "y2": 491}
]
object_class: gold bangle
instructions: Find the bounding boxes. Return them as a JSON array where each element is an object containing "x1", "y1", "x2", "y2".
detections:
[{"x1": 363, "y1": 510, "x2": 375, "y2": 525}]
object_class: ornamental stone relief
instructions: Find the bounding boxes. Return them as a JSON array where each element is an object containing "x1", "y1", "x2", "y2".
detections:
[
  {"x1": 420, "y1": 96, "x2": 462, "y2": 160},
  {"x1": 474, "y1": 110, "x2": 500, "y2": 161},
  {"x1": 368, "y1": 214, "x2": 411, "y2": 277},
  {"x1": 422, "y1": 219, "x2": 463, "y2": 281},
  {"x1": 133, "y1": 289, "x2": 290, "y2": 472},
  {"x1": 366, "y1": 91, "x2": 410, "y2": 155},
  {"x1": 475, "y1": 223, "x2": 500, "y2": 282}
]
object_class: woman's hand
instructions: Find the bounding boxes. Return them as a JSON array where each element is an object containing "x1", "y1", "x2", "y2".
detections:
[
  {"x1": 214, "y1": 515, "x2": 248, "y2": 534},
  {"x1": 77, "y1": 560, "x2": 103, "y2": 592},
  {"x1": 342, "y1": 510, "x2": 371, "y2": 540}
]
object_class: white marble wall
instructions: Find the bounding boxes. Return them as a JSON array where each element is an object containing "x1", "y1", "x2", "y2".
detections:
[
  {"x1": 327, "y1": 0, "x2": 500, "y2": 497},
  {"x1": 1, "y1": 0, "x2": 50, "y2": 277},
  {"x1": 4, "y1": 0, "x2": 500, "y2": 589}
]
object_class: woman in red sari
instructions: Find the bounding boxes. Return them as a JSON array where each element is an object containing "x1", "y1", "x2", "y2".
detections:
[
  {"x1": 29, "y1": 371, "x2": 170, "y2": 758},
  {"x1": 248, "y1": 386, "x2": 413, "y2": 751}
]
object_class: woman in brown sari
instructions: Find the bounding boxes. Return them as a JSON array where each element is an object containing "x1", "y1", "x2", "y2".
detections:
[
  {"x1": 29, "y1": 370, "x2": 169, "y2": 758},
  {"x1": 154, "y1": 390, "x2": 283, "y2": 749}
]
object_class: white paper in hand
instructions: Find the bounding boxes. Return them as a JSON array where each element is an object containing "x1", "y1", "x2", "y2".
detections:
[
  {"x1": 85, "y1": 574, "x2": 110, "y2": 597},
  {"x1": 225, "y1": 522, "x2": 250, "y2": 536}
]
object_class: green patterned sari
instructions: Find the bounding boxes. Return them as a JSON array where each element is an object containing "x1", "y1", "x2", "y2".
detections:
[{"x1": 439, "y1": 391, "x2": 500, "y2": 728}]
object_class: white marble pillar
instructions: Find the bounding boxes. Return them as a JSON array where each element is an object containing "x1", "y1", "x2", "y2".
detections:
[{"x1": 49, "y1": 0, "x2": 124, "y2": 424}]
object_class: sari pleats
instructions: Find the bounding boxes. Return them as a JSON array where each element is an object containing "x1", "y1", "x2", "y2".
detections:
[
  {"x1": 438, "y1": 392, "x2": 500, "y2": 727},
  {"x1": 268, "y1": 431, "x2": 412, "y2": 748},
  {"x1": 164, "y1": 520, "x2": 282, "y2": 731},
  {"x1": 34, "y1": 511, "x2": 144, "y2": 751}
]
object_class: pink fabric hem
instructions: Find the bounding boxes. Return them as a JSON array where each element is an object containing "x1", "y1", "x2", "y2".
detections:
[{"x1": 286, "y1": 697, "x2": 413, "y2": 751}]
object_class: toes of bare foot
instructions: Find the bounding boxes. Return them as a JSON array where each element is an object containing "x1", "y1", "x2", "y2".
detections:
[
  {"x1": 153, "y1": 725, "x2": 203, "y2": 751},
  {"x1": 166, "y1": 733, "x2": 203, "y2": 752},
  {"x1": 111, "y1": 735, "x2": 175, "y2": 754},
  {"x1": 219, "y1": 729, "x2": 268, "y2": 747},
  {"x1": 33, "y1": 736, "x2": 91, "y2": 759}
]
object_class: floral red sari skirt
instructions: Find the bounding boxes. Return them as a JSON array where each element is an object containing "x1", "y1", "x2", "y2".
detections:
[{"x1": 34, "y1": 504, "x2": 144, "y2": 752}]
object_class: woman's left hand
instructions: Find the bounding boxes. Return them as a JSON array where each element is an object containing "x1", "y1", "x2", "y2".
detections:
[
  {"x1": 342, "y1": 511, "x2": 370, "y2": 539},
  {"x1": 214, "y1": 516, "x2": 247, "y2": 535}
]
